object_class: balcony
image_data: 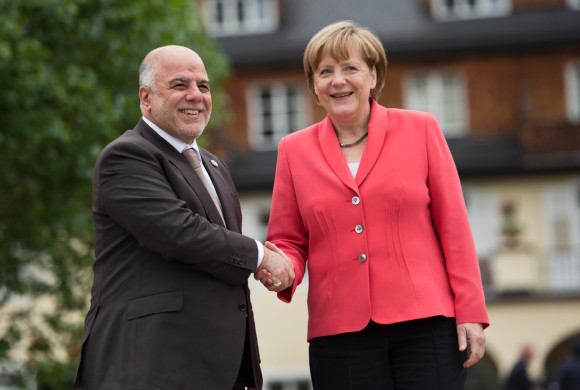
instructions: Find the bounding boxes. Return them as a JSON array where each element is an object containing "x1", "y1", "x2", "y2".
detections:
[{"x1": 481, "y1": 244, "x2": 580, "y2": 300}]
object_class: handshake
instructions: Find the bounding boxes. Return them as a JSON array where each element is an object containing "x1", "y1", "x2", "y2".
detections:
[{"x1": 253, "y1": 242, "x2": 295, "y2": 292}]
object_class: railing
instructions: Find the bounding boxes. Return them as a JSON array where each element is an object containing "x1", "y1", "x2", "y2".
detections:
[{"x1": 480, "y1": 244, "x2": 580, "y2": 299}]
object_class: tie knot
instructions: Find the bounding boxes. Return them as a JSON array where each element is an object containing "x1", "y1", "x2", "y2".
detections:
[{"x1": 183, "y1": 148, "x2": 201, "y2": 169}]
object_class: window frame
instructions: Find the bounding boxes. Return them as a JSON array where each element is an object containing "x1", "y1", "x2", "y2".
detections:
[
  {"x1": 464, "y1": 187, "x2": 502, "y2": 260},
  {"x1": 543, "y1": 181, "x2": 580, "y2": 292},
  {"x1": 431, "y1": 0, "x2": 512, "y2": 21},
  {"x1": 566, "y1": 0, "x2": 580, "y2": 10},
  {"x1": 565, "y1": 60, "x2": 580, "y2": 124},
  {"x1": 202, "y1": 0, "x2": 279, "y2": 36},
  {"x1": 403, "y1": 69, "x2": 469, "y2": 137},
  {"x1": 246, "y1": 81, "x2": 310, "y2": 151}
]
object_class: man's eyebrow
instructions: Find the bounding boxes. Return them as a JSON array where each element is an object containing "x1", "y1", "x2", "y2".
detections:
[
  {"x1": 169, "y1": 77, "x2": 189, "y2": 84},
  {"x1": 168, "y1": 78, "x2": 210, "y2": 86}
]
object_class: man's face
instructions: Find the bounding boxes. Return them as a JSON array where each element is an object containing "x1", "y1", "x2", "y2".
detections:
[{"x1": 140, "y1": 47, "x2": 212, "y2": 144}]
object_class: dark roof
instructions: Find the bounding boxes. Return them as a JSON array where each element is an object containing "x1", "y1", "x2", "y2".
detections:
[
  {"x1": 229, "y1": 136, "x2": 580, "y2": 189},
  {"x1": 215, "y1": 1, "x2": 580, "y2": 67}
]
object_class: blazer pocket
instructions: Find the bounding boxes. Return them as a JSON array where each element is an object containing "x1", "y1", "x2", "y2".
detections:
[{"x1": 127, "y1": 291, "x2": 183, "y2": 320}]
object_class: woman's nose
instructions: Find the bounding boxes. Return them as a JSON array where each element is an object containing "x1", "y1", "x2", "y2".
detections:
[{"x1": 331, "y1": 70, "x2": 346, "y2": 85}]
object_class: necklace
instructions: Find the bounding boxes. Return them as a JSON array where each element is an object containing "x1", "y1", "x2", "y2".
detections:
[{"x1": 339, "y1": 131, "x2": 369, "y2": 148}]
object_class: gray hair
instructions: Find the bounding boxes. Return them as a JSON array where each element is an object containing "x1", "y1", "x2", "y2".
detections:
[{"x1": 139, "y1": 62, "x2": 156, "y2": 91}]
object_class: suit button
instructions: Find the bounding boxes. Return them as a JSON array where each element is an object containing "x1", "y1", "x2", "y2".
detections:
[
  {"x1": 352, "y1": 196, "x2": 360, "y2": 205},
  {"x1": 355, "y1": 224, "x2": 363, "y2": 234},
  {"x1": 239, "y1": 303, "x2": 247, "y2": 311},
  {"x1": 358, "y1": 254, "x2": 367, "y2": 263}
]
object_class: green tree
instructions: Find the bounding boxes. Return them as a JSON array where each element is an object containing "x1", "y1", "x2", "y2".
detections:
[{"x1": 0, "y1": 0, "x2": 230, "y2": 387}]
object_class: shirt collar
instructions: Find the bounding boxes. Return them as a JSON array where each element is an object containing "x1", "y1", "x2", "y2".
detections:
[{"x1": 142, "y1": 116, "x2": 199, "y2": 154}]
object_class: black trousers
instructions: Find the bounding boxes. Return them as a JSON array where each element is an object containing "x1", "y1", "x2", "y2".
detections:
[{"x1": 309, "y1": 316, "x2": 467, "y2": 390}]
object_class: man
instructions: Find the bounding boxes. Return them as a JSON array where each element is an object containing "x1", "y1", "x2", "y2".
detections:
[
  {"x1": 74, "y1": 45, "x2": 293, "y2": 390},
  {"x1": 501, "y1": 344, "x2": 536, "y2": 390}
]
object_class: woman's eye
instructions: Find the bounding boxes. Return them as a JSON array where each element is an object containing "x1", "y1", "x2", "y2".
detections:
[{"x1": 319, "y1": 69, "x2": 331, "y2": 75}]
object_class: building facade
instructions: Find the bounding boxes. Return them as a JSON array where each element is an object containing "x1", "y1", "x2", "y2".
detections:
[{"x1": 197, "y1": 0, "x2": 580, "y2": 388}]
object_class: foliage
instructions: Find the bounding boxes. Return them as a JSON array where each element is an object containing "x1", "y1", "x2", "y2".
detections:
[{"x1": 0, "y1": 0, "x2": 230, "y2": 387}]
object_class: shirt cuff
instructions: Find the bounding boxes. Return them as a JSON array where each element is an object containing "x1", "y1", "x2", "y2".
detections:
[{"x1": 255, "y1": 240, "x2": 264, "y2": 268}]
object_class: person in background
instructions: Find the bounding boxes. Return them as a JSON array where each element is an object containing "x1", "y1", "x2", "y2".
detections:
[
  {"x1": 557, "y1": 342, "x2": 580, "y2": 390},
  {"x1": 257, "y1": 20, "x2": 489, "y2": 389},
  {"x1": 74, "y1": 45, "x2": 293, "y2": 390},
  {"x1": 501, "y1": 344, "x2": 536, "y2": 390}
]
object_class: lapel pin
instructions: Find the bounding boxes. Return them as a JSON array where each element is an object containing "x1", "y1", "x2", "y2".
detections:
[{"x1": 210, "y1": 159, "x2": 219, "y2": 167}]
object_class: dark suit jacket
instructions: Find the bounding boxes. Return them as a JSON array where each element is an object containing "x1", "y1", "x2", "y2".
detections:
[{"x1": 74, "y1": 119, "x2": 262, "y2": 389}]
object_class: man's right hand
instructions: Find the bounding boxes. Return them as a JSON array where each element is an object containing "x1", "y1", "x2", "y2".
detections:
[{"x1": 253, "y1": 242, "x2": 294, "y2": 292}]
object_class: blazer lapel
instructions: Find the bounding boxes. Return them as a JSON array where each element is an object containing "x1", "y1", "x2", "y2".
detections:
[
  {"x1": 318, "y1": 115, "x2": 358, "y2": 193},
  {"x1": 317, "y1": 100, "x2": 389, "y2": 192},
  {"x1": 355, "y1": 100, "x2": 389, "y2": 187},
  {"x1": 136, "y1": 120, "x2": 226, "y2": 228}
]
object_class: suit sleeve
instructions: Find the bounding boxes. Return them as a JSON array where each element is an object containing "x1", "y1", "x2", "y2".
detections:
[
  {"x1": 94, "y1": 138, "x2": 258, "y2": 286},
  {"x1": 267, "y1": 137, "x2": 309, "y2": 303},
  {"x1": 424, "y1": 113, "x2": 490, "y2": 328}
]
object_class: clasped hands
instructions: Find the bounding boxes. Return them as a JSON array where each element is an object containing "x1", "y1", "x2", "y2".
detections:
[{"x1": 253, "y1": 242, "x2": 294, "y2": 292}]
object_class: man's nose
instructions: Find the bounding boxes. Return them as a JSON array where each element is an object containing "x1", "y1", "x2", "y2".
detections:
[{"x1": 185, "y1": 86, "x2": 202, "y2": 100}]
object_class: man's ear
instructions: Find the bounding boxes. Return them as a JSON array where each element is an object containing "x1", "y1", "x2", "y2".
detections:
[{"x1": 139, "y1": 86, "x2": 151, "y2": 111}]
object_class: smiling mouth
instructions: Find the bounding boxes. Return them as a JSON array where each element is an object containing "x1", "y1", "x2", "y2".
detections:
[
  {"x1": 181, "y1": 109, "x2": 200, "y2": 115},
  {"x1": 331, "y1": 92, "x2": 353, "y2": 98}
]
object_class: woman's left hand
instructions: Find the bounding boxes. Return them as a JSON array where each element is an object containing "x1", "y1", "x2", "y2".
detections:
[{"x1": 457, "y1": 322, "x2": 486, "y2": 368}]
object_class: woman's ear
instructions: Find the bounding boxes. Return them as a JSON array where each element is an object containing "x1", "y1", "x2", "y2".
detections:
[{"x1": 370, "y1": 66, "x2": 377, "y2": 89}]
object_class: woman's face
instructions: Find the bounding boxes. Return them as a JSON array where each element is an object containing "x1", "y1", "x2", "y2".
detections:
[{"x1": 313, "y1": 48, "x2": 376, "y2": 127}]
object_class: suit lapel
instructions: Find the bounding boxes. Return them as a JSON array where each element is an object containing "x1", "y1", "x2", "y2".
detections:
[
  {"x1": 135, "y1": 120, "x2": 227, "y2": 228},
  {"x1": 199, "y1": 150, "x2": 238, "y2": 231}
]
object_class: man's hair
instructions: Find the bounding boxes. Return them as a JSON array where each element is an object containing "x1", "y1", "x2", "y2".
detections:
[{"x1": 139, "y1": 62, "x2": 156, "y2": 91}]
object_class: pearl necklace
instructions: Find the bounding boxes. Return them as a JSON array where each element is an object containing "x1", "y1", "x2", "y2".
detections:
[{"x1": 339, "y1": 131, "x2": 369, "y2": 148}]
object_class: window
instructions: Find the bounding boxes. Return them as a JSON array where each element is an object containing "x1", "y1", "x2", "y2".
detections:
[
  {"x1": 566, "y1": 0, "x2": 580, "y2": 10},
  {"x1": 544, "y1": 182, "x2": 580, "y2": 292},
  {"x1": 202, "y1": 0, "x2": 279, "y2": 36},
  {"x1": 565, "y1": 61, "x2": 580, "y2": 124},
  {"x1": 247, "y1": 83, "x2": 308, "y2": 150},
  {"x1": 404, "y1": 71, "x2": 468, "y2": 137},
  {"x1": 431, "y1": 0, "x2": 511, "y2": 21},
  {"x1": 464, "y1": 188, "x2": 501, "y2": 259}
]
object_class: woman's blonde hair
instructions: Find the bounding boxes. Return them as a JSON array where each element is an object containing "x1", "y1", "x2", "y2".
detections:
[{"x1": 303, "y1": 20, "x2": 388, "y2": 103}]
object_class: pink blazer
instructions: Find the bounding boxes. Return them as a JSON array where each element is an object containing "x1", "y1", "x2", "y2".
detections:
[{"x1": 267, "y1": 100, "x2": 489, "y2": 341}]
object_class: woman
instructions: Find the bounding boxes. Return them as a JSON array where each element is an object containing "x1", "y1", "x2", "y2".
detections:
[{"x1": 260, "y1": 20, "x2": 489, "y2": 389}]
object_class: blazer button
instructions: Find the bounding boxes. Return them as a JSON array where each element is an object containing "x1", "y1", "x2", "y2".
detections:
[
  {"x1": 239, "y1": 303, "x2": 247, "y2": 311},
  {"x1": 352, "y1": 196, "x2": 360, "y2": 205},
  {"x1": 358, "y1": 254, "x2": 367, "y2": 263},
  {"x1": 355, "y1": 224, "x2": 363, "y2": 234}
]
